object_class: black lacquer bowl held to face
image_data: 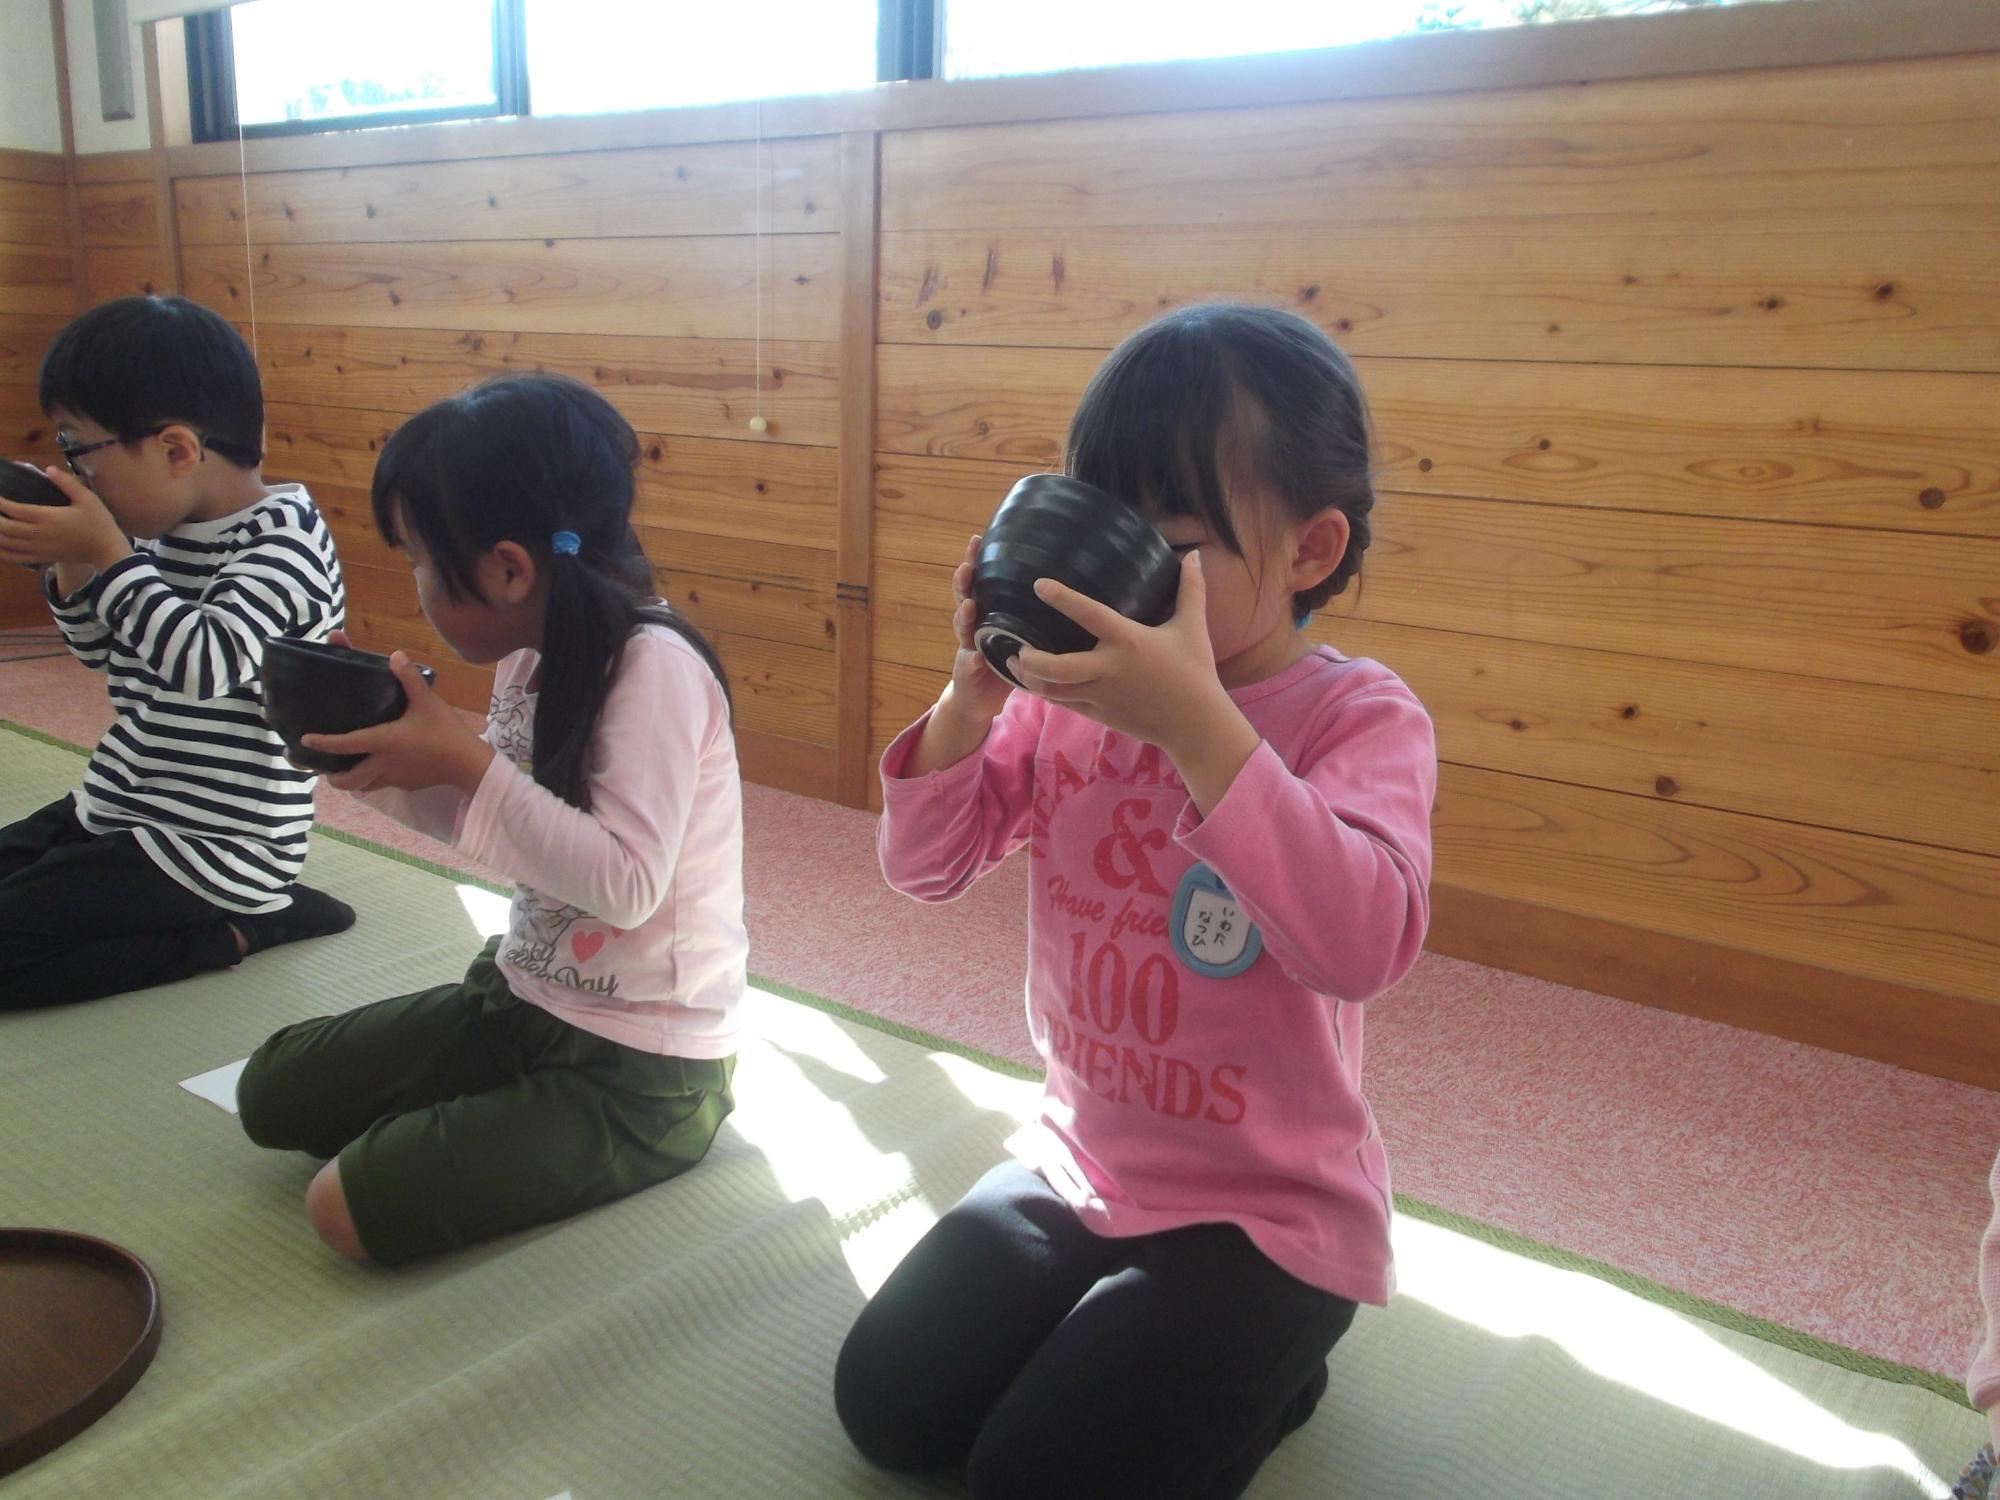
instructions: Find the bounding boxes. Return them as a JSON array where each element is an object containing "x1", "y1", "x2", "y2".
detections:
[
  {"x1": 972, "y1": 474, "x2": 1181, "y2": 689},
  {"x1": 261, "y1": 638, "x2": 437, "y2": 773},
  {"x1": 0, "y1": 462, "x2": 69, "y2": 507}
]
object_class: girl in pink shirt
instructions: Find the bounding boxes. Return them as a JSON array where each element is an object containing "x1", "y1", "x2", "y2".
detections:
[
  {"x1": 836, "y1": 305, "x2": 1436, "y2": 1499},
  {"x1": 237, "y1": 374, "x2": 746, "y2": 1266},
  {"x1": 1963, "y1": 1149, "x2": 2000, "y2": 1496}
]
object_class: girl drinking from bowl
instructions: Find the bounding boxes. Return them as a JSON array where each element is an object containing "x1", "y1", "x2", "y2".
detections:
[
  {"x1": 236, "y1": 373, "x2": 744, "y2": 1266},
  {"x1": 836, "y1": 304, "x2": 1436, "y2": 1499}
]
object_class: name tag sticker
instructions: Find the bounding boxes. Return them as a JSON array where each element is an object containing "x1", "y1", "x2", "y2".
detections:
[{"x1": 1170, "y1": 863, "x2": 1262, "y2": 979}]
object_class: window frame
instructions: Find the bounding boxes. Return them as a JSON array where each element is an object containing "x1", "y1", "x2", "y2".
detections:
[
  {"x1": 188, "y1": 0, "x2": 526, "y2": 143},
  {"x1": 188, "y1": 0, "x2": 937, "y2": 143}
]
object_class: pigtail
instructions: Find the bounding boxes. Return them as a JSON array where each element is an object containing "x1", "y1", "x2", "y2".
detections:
[{"x1": 535, "y1": 528, "x2": 732, "y2": 813}]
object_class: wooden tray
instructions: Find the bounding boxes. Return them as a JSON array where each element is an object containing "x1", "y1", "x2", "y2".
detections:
[{"x1": 0, "y1": 1229, "x2": 162, "y2": 1478}]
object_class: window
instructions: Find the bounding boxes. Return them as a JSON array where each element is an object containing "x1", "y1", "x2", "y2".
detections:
[
  {"x1": 527, "y1": 0, "x2": 879, "y2": 117},
  {"x1": 192, "y1": 0, "x2": 523, "y2": 140},
  {"x1": 190, "y1": 0, "x2": 902, "y2": 142},
  {"x1": 941, "y1": 0, "x2": 1795, "y2": 81}
]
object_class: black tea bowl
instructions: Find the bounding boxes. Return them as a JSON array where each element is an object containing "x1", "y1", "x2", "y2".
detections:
[
  {"x1": 0, "y1": 462, "x2": 69, "y2": 508},
  {"x1": 261, "y1": 637, "x2": 438, "y2": 773},
  {"x1": 1, "y1": 462, "x2": 70, "y2": 571},
  {"x1": 971, "y1": 474, "x2": 1180, "y2": 689}
]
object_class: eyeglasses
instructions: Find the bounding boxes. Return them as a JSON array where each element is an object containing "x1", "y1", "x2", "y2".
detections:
[{"x1": 55, "y1": 426, "x2": 167, "y2": 477}]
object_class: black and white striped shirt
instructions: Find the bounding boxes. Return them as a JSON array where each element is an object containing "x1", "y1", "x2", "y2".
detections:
[{"x1": 48, "y1": 485, "x2": 346, "y2": 914}]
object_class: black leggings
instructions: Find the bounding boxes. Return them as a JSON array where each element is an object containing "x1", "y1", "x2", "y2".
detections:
[
  {"x1": 834, "y1": 1159, "x2": 1358, "y2": 1500},
  {"x1": 0, "y1": 795, "x2": 241, "y2": 1008}
]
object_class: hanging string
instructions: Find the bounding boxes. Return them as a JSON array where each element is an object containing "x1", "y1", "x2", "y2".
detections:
[
  {"x1": 750, "y1": 97, "x2": 766, "y2": 434},
  {"x1": 235, "y1": 108, "x2": 259, "y2": 363}
]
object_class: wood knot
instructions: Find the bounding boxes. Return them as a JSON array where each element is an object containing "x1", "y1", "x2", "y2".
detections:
[
  {"x1": 1537, "y1": 438, "x2": 1552, "y2": 451},
  {"x1": 1334, "y1": 317, "x2": 1352, "y2": 333},
  {"x1": 1960, "y1": 620, "x2": 1996, "y2": 655},
  {"x1": 925, "y1": 309, "x2": 944, "y2": 331},
  {"x1": 1618, "y1": 704, "x2": 1639, "y2": 719},
  {"x1": 1758, "y1": 296, "x2": 1785, "y2": 311},
  {"x1": 1918, "y1": 487, "x2": 1946, "y2": 510},
  {"x1": 1874, "y1": 282, "x2": 1895, "y2": 300},
  {"x1": 1416, "y1": 458, "x2": 1433, "y2": 472},
  {"x1": 1653, "y1": 775, "x2": 1679, "y2": 797}
]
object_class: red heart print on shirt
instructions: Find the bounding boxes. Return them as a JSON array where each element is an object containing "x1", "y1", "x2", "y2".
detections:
[{"x1": 571, "y1": 929, "x2": 606, "y2": 964}]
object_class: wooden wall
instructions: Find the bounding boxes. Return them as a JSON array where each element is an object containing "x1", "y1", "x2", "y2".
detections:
[
  {"x1": 24, "y1": 5, "x2": 2000, "y2": 1082},
  {"x1": 0, "y1": 146, "x2": 73, "y2": 626},
  {"x1": 863, "y1": 54, "x2": 2000, "y2": 1082},
  {"x1": 168, "y1": 141, "x2": 851, "y2": 794}
]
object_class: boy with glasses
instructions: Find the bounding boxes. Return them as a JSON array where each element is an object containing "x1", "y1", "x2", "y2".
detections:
[{"x1": 0, "y1": 295, "x2": 353, "y2": 1006}]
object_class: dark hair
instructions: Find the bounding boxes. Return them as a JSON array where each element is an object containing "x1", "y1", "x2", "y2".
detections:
[
  {"x1": 371, "y1": 372, "x2": 731, "y2": 812},
  {"x1": 1064, "y1": 302, "x2": 1374, "y2": 615},
  {"x1": 38, "y1": 295, "x2": 264, "y2": 468}
]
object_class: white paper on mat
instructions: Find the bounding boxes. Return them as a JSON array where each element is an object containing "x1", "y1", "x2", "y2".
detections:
[{"x1": 180, "y1": 1057, "x2": 249, "y2": 1114}]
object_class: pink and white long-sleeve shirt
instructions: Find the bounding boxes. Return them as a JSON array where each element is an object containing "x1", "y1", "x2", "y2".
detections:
[
  {"x1": 362, "y1": 623, "x2": 746, "y2": 1059},
  {"x1": 879, "y1": 645, "x2": 1436, "y2": 1304},
  {"x1": 1973, "y1": 1150, "x2": 2000, "y2": 1445}
]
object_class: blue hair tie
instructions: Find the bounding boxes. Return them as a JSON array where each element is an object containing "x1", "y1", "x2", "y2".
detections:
[{"x1": 551, "y1": 530, "x2": 581, "y2": 556}]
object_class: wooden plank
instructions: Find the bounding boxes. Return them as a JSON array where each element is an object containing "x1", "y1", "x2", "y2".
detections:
[
  {"x1": 82, "y1": 246, "x2": 169, "y2": 300},
  {"x1": 1432, "y1": 762, "x2": 2000, "y2": 1003},
  {"x1": 630, "y1": 434, "x2": 837, "y2": 551},
  {"x1": 180, "y1": 235, "x2": 841, "y2": 341},
  {"x1": 634, "y1": 525, "x2": 836, "y2": 652},
  {"x1": 0, "y1": 564, "x2": 47, "y2": 629},
  {"x1": 0, "y1": 151, "x2": 65, "y2": 187},
  {"x1": 706, "y1": 628, "x2": 835, "y2": 744},
  {"x1": 76, "y1": 181, "x2": 159, "y2": 248},
  {"x1": 874, "y1": 452, "x2": 1023, "y2": 567},
  {"x1": 0, "y1": 179, "x2": 72, "y2": 245},
  {"x1": 734, "y1": 727, "x2": 837, "y2": 800},
  {"x1": 0, "y1": 244, "x2": 81, "y2": 317},
  {"x1": 633, "y1": 527, "x2": 834, "y2": 594},
  {"x1": 0, "y1": 315, "x2": 68, "y2": 388},
  {"x1": 877, "y1": 221, "x2": 1999, "y2": 371},
  {"x1": 174, "y1": 138, "x2": 841, "y2": 246},
  {"x1": 835, "y1": 131, "x2": 881, "y2": 809},
  {"x1": 878, "y1": 345, "x2": 2000, "y2": 536},
  {"x1": 1426, "y1": 886, "x2": 2000, "y2": 1090},
  {"x1": 1341, "y1": 491, "x2": 2000, "y2": 700},
  {"x1": 261, "y1": 401, "x2": 400, "y2": 492},
  {"x1": 0, "y1": 389, "x2": 58, "y2": 457},
  {"x1": 1328, "y1": 617, "x2": 2000, "y2": 857},
  {"x1": 251, "y1": 325, "x2": 840, "y2": 447},
  {"x1": 150, "y1": 3, "x2": 2000, "y2": 179},
  {"x1": 879, "y1": 55, "x2": 2000, "y2": 232}
]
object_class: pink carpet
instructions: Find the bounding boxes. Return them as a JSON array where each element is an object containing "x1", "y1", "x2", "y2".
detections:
[{"x1": 2, "y1": 641, "x2": 1992, "y2": 1388}]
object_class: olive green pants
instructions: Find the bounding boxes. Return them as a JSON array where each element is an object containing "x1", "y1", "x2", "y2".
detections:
[{"x1": 239, "y1": 938, "x2": 735, "y2": 1265}]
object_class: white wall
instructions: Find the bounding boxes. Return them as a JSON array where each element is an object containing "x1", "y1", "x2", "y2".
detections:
[
  {"x1": 0, "y1": 0, "x2": 64, "y2": 152},
  {"x1": 65, "y1": 0, "x2": 152, "y2": 153}
]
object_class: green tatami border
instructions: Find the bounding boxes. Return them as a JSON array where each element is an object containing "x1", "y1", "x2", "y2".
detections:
[{"x1": 0, "y1": 718, "x2": 1971, "y2": 1407}]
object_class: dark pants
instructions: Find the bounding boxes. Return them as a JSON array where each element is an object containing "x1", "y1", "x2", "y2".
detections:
[
  {"x1": 834, "y1": 1159, "x2": 1359, "y2": 1500},
  {"x1": 0, "y1": 795, "x2": 242, "y2": 1009},
  {"x1": 238, "y1": 938, "x2": 737, "y2": 1265}
]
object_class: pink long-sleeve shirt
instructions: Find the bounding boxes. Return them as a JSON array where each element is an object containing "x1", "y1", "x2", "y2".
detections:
[
  {"x1": 879, "y1": 646, "x2": 1436, "y2": 1304},
  {"x1": 361, "y1": 624, "x2": 746, "y2": 1059},
  {"x1": 1973, "y1": 1151, "x2": 2000, "y2": 1444}
]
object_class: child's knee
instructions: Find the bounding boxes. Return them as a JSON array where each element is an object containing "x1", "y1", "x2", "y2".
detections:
[
  {"x1": 834, "y1": 1315, "x2": 957, "y2": 1473},
  {"x1": 233, "y1": 1047, "x2": 294, "y2": 1147},
  {"x1": 305, "y1": 1161, "x2": 368, "y2": 1261}
]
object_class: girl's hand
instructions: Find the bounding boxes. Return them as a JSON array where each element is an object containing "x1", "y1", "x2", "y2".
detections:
[
  {"x1": 301, "y1": 651, "x2": 494, "y2": 796},
  {"x1": 0, "y1": 467, "x2": 130, "y2": 572},
  {"x1": 940, "y1": 532, "x2": 1014, "y2": 727},
  {"x1": 1010, "y1": 550, "x2": 1259, "y2": 815}
]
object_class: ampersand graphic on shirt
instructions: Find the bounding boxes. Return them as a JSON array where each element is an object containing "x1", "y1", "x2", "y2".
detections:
[{"x1": 1092, "y1": 797, "x2": 1170, "y2": 897}]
